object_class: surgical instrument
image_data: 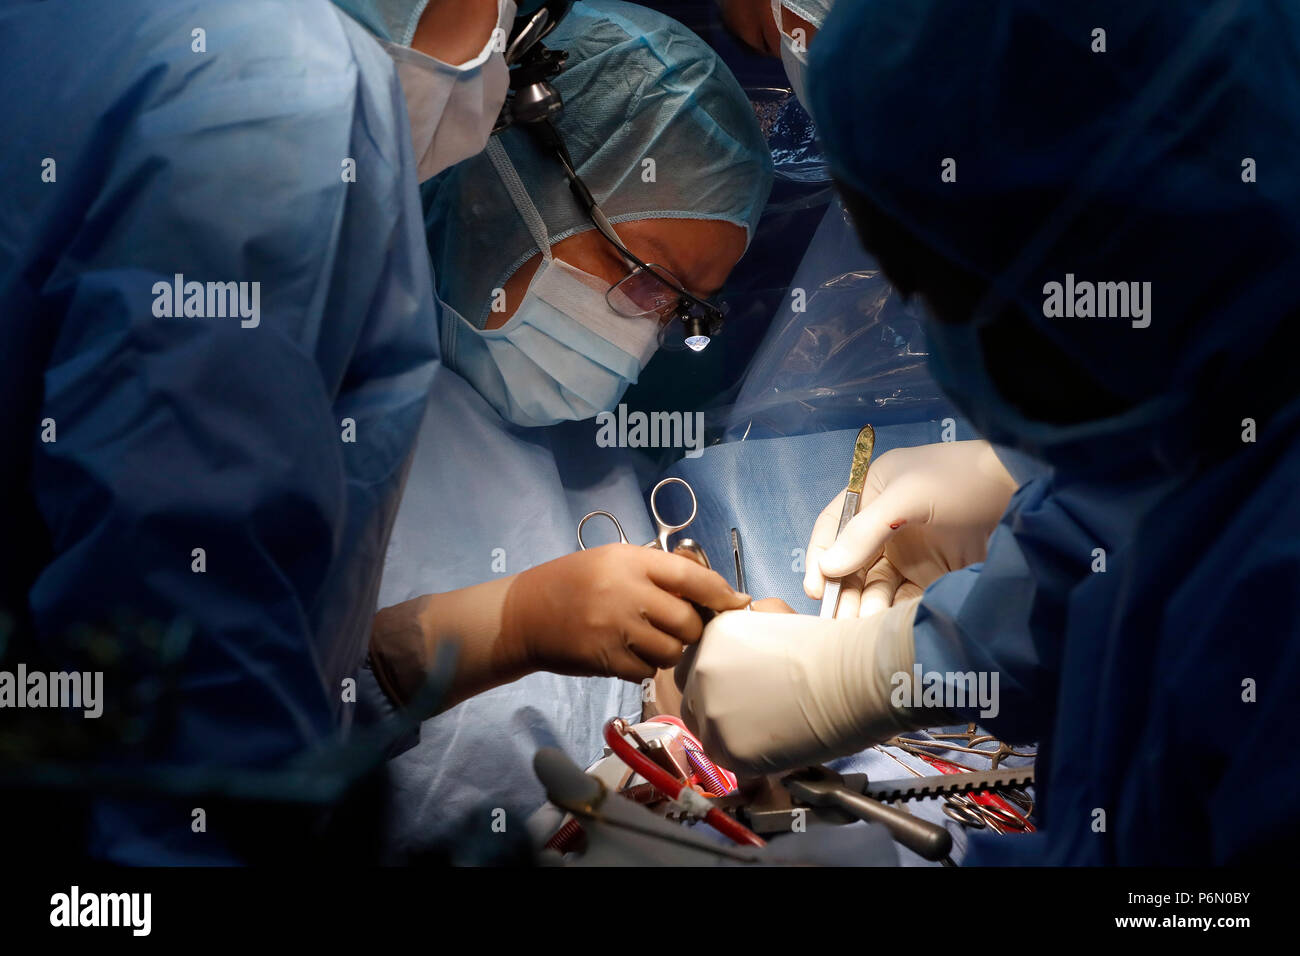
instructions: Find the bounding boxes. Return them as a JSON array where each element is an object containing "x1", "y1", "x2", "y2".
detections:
[
  {"x1": 862, "y1": 765, "x2": 1037, "y2": 802},
  {"x1": 536, "y1": 747, "x2": 764, "y2": 863},
  {"x1": 783, "y1": 765, "x2": 953, "y2": 861},
  {"x1": 603, "y1": 718, "x2": 764, "y2": 847},
  {"x1": 821, "y1": 425, "x2": 876, "y2": 618},
  {"x1": 908, "y1": 749, "x2": 1035, "y2": 833},
  {"x1": 888, "y1": 724, "x2": 1037, "y2": 770},
  {"x1": 942, "y1": 792, "x2": 1029, "y2": 832},
  {"x1": 578, "y1": 477, "x2": 702, "y2": 556},
  {"x1": 730, "y1": 527, "x2": 746, "y2": 594},
  {"x1": 682, "y1": 738, "x2": 732, "y2": 796}
]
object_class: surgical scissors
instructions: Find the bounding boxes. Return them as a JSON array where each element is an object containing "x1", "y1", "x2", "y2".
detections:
[
  {"x1": 577, "y1": 477, "x2": 700, "y2": 555},
  {"x1": 941, "y1": 791, "x2": 1031, "y2": 832}
]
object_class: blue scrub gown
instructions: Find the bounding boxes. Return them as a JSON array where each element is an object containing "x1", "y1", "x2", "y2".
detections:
[
  {"x1": 809, "y1": 0, "x2": 1300, "y2": 863},
  {"x1": 0, "y1": 0, "x2": 440, "y2": 861},
  {"x1": 375, "y1": 368, "x2": 645, "y2": 857}
]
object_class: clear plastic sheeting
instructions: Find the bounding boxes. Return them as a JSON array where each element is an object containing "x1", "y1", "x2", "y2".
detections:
[{"x1": 723, "y1": 199, "x2": 957, "y2": 441}]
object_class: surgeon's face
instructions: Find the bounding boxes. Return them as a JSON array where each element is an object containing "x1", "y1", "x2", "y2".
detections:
[{"x1": 490, "y1": 218, "x2": 748, "y2": 329}]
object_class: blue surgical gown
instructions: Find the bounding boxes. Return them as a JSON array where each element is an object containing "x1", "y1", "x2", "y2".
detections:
[
  {"x1": 376, "y1": 367, "x2": 644, "y2": 858},
  {"x1": 0, "y1": 0, "x2": 439, "y2": 862},
  {"x1": 809, "y1": 0, "x2": 1300, "y2": 864}
]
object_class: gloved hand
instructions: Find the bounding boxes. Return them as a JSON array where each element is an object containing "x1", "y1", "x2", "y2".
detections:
[
  {"x1": 804, "y1": 440, "x2": 1017, "y2": 618},
  {"x1": 502, "y1": 544, "x2": 750, "y2": 682},
  {"x1": 371, "y1": 544, "x2": 750, "y2": 711},
  {"x1": 680, "y1": 600, "x2": 930, "y2": 777}
]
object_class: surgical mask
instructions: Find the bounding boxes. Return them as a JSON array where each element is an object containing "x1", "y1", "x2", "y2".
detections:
[
  {"x1": 442, "y1": 256, "x2": 661, "y2": 428},
  {"x1": 442, "y1": 139, "x2": 662, "y2": 427},
  {"x1": 773, "y1": 0, "x2": 814, "y2": 112},
  {"x1": 379, "y1": 0, "x2": 516, "y2": 182}
]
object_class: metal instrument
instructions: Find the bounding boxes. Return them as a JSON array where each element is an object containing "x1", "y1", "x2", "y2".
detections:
[
  {"x1": 783, "y1": 766, "x2": 953, "y2": 861},
  {"x1": 730, "y1": 527, "x2": 746, "y2": 594},
  {"x1": 578, "y1": 475, "x2": 714, "y2": 656},
  {"x1": 861, "y1": 765, "x2": 1036, "y2": 802},
  {"x1": 941, "y1": 792, "x2": 1030, "y2": 832},
  {"x1": 577, "y1": 477, "x2": 708, "y2": 566},
  {"x1": 821, "y1": 425, "x2": 876, "y2": 618},
  {"x1": 888, "y1": 724, "x2": 1037, "y2": 771}
]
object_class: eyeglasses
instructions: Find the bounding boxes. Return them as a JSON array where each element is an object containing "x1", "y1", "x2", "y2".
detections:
[
  {"x1": 605, "y1": 259, "x2": 728, "y2": 353},
  {"x1": 532, "y1": 119, "x2": 726, "y2": 352}
]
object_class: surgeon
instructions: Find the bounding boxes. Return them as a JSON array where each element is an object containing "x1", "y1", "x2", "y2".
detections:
[
  {"x1": 717, "y1": 0, "x2": 832, "y2": 113},
  {"x1": 423, "y1": 0, "x2": 772, "y2": 428},
  {"x1": 366, "y1": 0, "x2": 774, "y2": 854},
  {"x1": 0, "y1": 0, "x2": 476, "y2": 863},
  {"x1": 681, "y1": 0, "x2": 1300, "y2": 863},
  {"x1": 329, "y1": 0, "x2": 518, "y2": 181}
]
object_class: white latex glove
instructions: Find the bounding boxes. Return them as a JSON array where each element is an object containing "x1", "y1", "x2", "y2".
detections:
[
  {"x1": 680, "y1": 601, "x2": 930, "y2": 777},
  {"x1": 804, "y1": 440, "x2": 1018, "y2": 619}
]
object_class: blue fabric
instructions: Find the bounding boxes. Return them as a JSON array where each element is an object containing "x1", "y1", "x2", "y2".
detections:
[
  {"x1": 376, "y1": 369, "x2": 645, "y2": 856},
  {"x1": 812, "y1": 0, "x2": 1300, "y2": 863},
  {"x1": 424, "y1": 0, "x2": 775, "y2": 329},
  {"x1": 329, "y1": 0, "x2": 426, "y2": 44},
  {"x1": 0, "y1": 0, "x2": 439, "y2": 861}
]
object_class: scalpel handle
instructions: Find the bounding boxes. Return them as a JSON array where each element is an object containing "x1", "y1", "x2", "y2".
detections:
[
  {"x1": 819, "y1": 425, "x2": 875, "y2": 619},
  {"x1": 819, "y1": 490, "x2": 860, "y2": 618}
]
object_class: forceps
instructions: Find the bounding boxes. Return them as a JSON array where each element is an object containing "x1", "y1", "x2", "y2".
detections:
[
  {"x1": 577, "y1": 477, "x2": 708, "y2": 566},
  {"x1": 896, "y1": 724, "x2": 1037, "y2": 771}
]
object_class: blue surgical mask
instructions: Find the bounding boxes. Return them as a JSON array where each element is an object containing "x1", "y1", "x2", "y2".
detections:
[
  {"x1": 440, "y1": 138, "x2": 664, "y2": 427},
  {"x1": 442, "y1": 253, "x2": 661, "y2": 428}
]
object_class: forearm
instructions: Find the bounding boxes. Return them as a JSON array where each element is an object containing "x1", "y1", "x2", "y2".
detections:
[
  {"x1": 412, "y1": 0, "x2": 502, "y2": 65},
  {"x1": 370, "y1": 545, "x2": 749, "y2": 715},
  {"x1": 682, "y1": 599, "x2": 956, "y2": 775},
  {"x1": 370, "y1": 575, "x2": 531, "y2": 714}
]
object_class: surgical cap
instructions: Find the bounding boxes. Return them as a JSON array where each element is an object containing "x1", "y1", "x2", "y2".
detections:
[
  {"x1": 329, "y1": 0, "x2": 436, "y2": 44},
  {"x1": 425, "y1": 0, "x2": 774, "y2": 328},
  {"x1": 808, "y1": 0, "x2": 1300, "y2": 469}
]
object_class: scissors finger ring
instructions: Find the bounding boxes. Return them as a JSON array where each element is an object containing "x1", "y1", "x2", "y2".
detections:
[
  {"x1": 577, "y1": 510, "x2": 630, "y2": 550},
  {"x1": 942, "y1": 798, "x2": 986, "y2": 829},
  {"x1": 649, "y1": 477, "x2": 697, "y2": 552}
]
